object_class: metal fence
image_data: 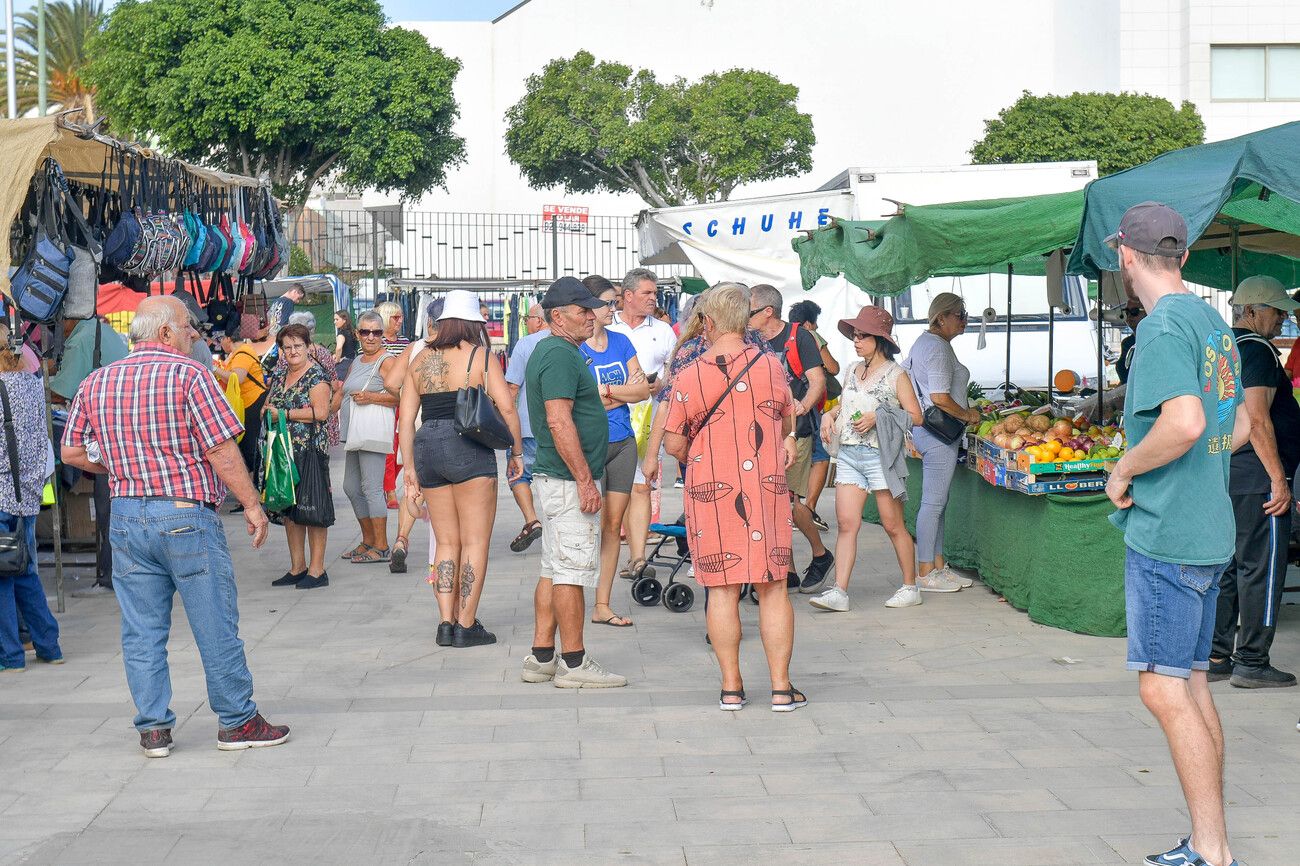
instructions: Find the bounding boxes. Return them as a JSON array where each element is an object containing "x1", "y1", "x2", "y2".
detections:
[{"x1": 288, "y1": 208, "x2": 695, "y2": 285}]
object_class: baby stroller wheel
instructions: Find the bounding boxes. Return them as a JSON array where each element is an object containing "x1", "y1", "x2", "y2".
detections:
[
  {"x1": 662, "y1": 582, "x2": 694, "y2": 613},
  {"x1": 631, "y1": 576, "x2": 663, "y2": 607}
]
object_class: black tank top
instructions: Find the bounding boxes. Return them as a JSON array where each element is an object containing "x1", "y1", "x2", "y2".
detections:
[{"x1": 420, "y1": 391, "x2": 458, "y2": 422}]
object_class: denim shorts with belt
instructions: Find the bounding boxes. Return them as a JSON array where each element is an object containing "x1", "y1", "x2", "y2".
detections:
[{"x1": 109, "y1": 497, "x2": 258, "y2": 731}]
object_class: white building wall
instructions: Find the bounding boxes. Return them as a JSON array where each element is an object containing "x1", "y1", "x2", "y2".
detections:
[
  {"x1": 383, "y1": 0, "x2": 1120, "y2": 216},
  {"x1": 1121, "y1": 0, "x2": 1300, "y2": 142}
]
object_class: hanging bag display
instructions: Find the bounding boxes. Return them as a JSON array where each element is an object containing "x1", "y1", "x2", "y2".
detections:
[
  {"x1": 261, "y1": 410, "x2": 298, "y2": 513},
  {"x1": 288, "y1": 409, "x2": 334, "y2": 528},
  {"x1": 344, "y1": 361, "x2": 396, "y2": 453},
  {"x1": 63, "y1": 182, "x2": 103, "y2": 320},
  {"x1": 453, "y1": 345, "x2": 512, "y2": 450},
  {"x1": 0, "y1": 381, "x2": 31, "y2": 577},
  {"x1": 11, "y1": 162, "x2": 74, "y2": 323}
]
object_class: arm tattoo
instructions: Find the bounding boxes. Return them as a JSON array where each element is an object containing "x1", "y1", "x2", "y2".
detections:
[
  {"x1": 459, "y1": 562, "x2": 476, "y2": 612},
  {"x1": 435, "y1": 559, "x2": 455, "y2": 593}
]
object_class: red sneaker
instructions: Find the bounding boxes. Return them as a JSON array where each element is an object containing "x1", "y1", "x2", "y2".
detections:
[{"x1": 217, "y1": 713, "x2": 290, "y2": 751}]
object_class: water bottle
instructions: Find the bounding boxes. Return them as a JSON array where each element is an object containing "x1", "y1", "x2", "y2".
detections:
[{"x1": 85, "y1": 439, "x2": 102, "y2": 464}]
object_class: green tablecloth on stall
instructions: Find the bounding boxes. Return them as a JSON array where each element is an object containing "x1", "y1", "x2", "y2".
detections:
[{"x1": 863, "y1": 459, "x2": 1127, "y2": 637}]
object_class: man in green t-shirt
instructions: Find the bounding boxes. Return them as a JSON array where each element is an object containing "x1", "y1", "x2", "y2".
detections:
[
  {"x1": 1104, "y1": 203, "x2": 1248, "y2": 866},
  {"x1": 521, "y1": 277, "x2": 625, "y2": 690}
]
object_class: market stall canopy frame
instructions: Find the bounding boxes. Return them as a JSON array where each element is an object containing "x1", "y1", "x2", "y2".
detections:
[{"x1": 1068, "y1": 120, "x2": 1300, "y2": 288}]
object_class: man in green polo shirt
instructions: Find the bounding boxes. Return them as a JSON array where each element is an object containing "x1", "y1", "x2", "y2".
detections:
[{"x1": 521, "y1": 277, "x2": 625, "y2": 689}]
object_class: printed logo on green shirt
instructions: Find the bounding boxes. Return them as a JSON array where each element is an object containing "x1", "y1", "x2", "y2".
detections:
[{"x1": 1201, "y1": 329, "x2": 1240, "y2": 427}]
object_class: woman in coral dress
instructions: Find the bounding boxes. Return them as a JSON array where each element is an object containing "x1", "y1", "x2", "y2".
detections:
[{"x1": 664, "y1": 283, "x2": 806, "y2": 713}]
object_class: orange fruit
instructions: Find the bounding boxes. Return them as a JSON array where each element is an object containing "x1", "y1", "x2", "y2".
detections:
[
  {"x1": 1058, "y1": 448, "x2": 1074, "y2": 460},
  {"x1": 1044, "y1": 440, "x2": 1061, "y2": 454}
]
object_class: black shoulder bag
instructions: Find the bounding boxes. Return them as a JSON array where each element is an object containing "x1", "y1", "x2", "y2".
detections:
[
  {"x1": 905, "y1": 357, "x2": 967, "y2": 445},
  {"x1": 454, "y1": 345, "x2": 513, "y2": 450},
  {"x1": 0, "y1": 380, "x2": 31, "y2": 576}
]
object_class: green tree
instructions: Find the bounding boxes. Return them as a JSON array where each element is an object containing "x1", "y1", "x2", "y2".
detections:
[
  {"x1": 504, "y1": 50, "x2": 815, "y2": 207},
  {"x1": 85, "y1": 0, "x2": 465, "y2": 209},
  {"x1": 970, "y1": 91, "x2": 1205, "y2": 176}
]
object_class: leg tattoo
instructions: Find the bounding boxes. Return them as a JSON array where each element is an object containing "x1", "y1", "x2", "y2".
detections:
[
  {"x1": 459, "y1": 562, "x2": 476, "y2": 613},
  {"x1": 435, "y1": 559, "x2": 455, "y2": 593}
]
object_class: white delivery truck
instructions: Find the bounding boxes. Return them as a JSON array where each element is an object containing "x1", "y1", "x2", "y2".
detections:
[{"x1": 637, "y1": 161, "x2": 1101, "y2": 389}]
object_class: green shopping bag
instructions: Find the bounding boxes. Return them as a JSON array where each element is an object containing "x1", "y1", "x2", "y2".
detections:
[{"x1": 261, "y1": 411, "x2": 299, "y2": 513}]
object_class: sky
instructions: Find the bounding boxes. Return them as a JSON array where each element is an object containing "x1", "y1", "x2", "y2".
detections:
[{"x1": 7, "y1": 0, "x2": 520, "y2": 20}]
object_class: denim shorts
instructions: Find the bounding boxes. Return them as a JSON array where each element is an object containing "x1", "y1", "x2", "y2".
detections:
[
  {"x1": 835, "y1": 443, "x2": 888, "y2": 492},
  {"x1": 1125, "y1": 546, "x2": 1225, "y2": 679}
]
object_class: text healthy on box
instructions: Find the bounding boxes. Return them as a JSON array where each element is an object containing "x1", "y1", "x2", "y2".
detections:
[{"x1": 542, "y1": 205, "x2": 590, "y2": 233}]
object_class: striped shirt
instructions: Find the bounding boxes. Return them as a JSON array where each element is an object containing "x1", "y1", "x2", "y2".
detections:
[
  {"x1": 63, "y1": 343, "x2": 244, "y2": 503},
  {"x1": 383, "y1": 335, "x2": 411, "y2": 358}
]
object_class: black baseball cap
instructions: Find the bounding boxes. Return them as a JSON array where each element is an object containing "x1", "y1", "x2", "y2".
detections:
[
  {"x1": 541, "y1": 276, "x2": 604, "y2": 310},
  {"x1": 1105, "y1": 201, "x2": 1188, "y2": 257}
]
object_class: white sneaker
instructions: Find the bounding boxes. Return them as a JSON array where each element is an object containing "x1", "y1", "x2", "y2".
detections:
[
  {"x1": 936, "y1": 566, "x2": 974, "y2": 588},
  {"x1": 521, "y1": 654, "x2": 558, "y2": 683},
  {"x1": 916, "y1": 571, "x2": 962, "y2": 593},
  {"x1": 884, "y1": 585, "x2": 922, "y2": 608},
  {"x1": 808, "y1": 586, "x2": 850, "y2": 612},
  {"x1": 554, "y1": 655, "x2": 627, "y2": 689}
]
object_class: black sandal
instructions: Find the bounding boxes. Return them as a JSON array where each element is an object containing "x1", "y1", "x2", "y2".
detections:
[
  {"x1": 510, "y1": 520, "x2": 543, "y2": 553},
  {"x1": 771, "y1": 686, "x2": 807, "y2": 713},
  {"x1": 719, "y1": 689, "x2": 747, "y2": 711}
]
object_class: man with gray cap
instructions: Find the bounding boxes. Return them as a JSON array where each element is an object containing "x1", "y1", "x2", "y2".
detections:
[
  {"x1": 1104, "y1": 202, "x2": 1247, "y2": 866},
  {"x1": 521, "y1": 277, "x2": 626, "y2": 688},
  {"x1": 1210, "y1": 275, "x2": 1300, "y2": 691}
]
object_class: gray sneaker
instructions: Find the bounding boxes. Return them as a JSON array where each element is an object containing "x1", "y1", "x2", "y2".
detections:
[
  {"x1": 72, "y1": 583, "x2": 116, "y2": 599},
  {"x1": 916, "y1": 571, "x2": 962, "y2": 593},
  {"x1": 521, "y1": 654, "x2": 558, "y2": 683},
  {"x1": 808, "y1": 586, "x2": 850, "y2": 611},
  {"x1": 554, "y1": 655, "x2": 627, "y2": 689},
  {"x1": 939, "y1": 567, "x2": 974, "y2": 588}
]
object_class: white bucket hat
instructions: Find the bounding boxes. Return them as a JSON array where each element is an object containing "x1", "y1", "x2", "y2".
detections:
[{"x1": 437, "y1": 289, "x2": 486, "y2": 323}]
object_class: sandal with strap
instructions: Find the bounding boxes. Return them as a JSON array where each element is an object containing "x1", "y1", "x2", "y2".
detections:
[
  {"x1": 353, "y1": 546, "x2": 391, "y2": 564},
  {"x1": 719, "y1": 689, "x2": 747, "y2": 711},
  {"x1": 510, "y1": 520, "x2": 543, "y2": 553},
  {"x1": 771, "y1": 686, "x2": 808, "y2": 713},
  {"x1": 342, "y1": 543, "x2": 369, "y2": 560},
  {"x1": 619, "y1": 557, "x2": 652, "y2": 581},
  {"x1": 390, "y1": 536, "x2": 409, "y2": 574}
]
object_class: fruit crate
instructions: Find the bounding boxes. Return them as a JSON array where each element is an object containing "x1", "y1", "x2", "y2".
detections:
[
  {"x1": 1004, "y1": 469, "x2": 1108, "y2": 495},
  {"x1": 974, "y1": 436, "x2": 1014, "y2": 466}
]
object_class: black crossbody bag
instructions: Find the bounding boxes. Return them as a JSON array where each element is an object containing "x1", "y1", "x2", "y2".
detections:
[{"x1": 0, "y1": 380, "x2": 31, "y2": 576}]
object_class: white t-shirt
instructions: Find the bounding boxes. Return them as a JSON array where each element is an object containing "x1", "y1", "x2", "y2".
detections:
[{"x1": 608, "y1": 312, "x2": 676, "y2": 380}]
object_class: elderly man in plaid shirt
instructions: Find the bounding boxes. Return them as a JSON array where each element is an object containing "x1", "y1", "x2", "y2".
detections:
[{"x1": 61, "y1": 296, "x2": 290, "y2": 759}]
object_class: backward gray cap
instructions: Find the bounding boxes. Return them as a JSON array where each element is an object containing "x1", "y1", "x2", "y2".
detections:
[{"x1": 1105, "y1": 201, "x2": 1188, "y2": 257}]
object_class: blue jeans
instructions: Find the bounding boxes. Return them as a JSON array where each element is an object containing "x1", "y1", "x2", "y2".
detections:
[
  {"x1": 510, "y1": 436, "x2": 537, "y2": 489},
  {"x1": 1125, "y1": 545, "x2": 1225, "y2": 679},
  {"x1": 0, "y1": 512, "x2": 60, "y2": 668},
  {"x1": 109, "y1": 498, "x2": 257, "y2": 731}
]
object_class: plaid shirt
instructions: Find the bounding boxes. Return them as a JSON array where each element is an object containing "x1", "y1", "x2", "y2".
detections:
[{"x1": 63, "y1": 342, "x2": 244, "y2": 503}]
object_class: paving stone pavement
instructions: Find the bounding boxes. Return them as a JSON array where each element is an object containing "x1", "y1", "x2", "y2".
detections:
[{"x1": 2, "y1": 466, "x2": 1297, "y2": 865}]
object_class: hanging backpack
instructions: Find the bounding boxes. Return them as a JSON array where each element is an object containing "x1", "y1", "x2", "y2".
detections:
[{"x1": 11, "y1": 161, "x2": 74, "y2": 322}]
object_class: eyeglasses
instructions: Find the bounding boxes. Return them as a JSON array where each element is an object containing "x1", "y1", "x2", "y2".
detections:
[
  {"x1": 851, "y1": 331, "x2": 872, "y2": 341},
  {"x1": 358, "y1": 329, "x2": 384, "y2": 337},
  {"x1": 748, "y1": 305, "x2": 771, "y2": 319},
  {"x1": 954, "y1": 310, "x2": 969, "y2": 321},
  {"x1": 601, "y1": 299, "x2": 618, "y2": 308},
  {"x1": 281, "y1": 343, "x2": 308, "y2": 352}
]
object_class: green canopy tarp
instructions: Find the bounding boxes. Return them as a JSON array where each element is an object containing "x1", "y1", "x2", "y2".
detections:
[
  {"x1": 792, "y1": 191, "x2": 1084, "y2": 296},
  {"x1": 1069, "y1": 121, "x2": 1300, "y2": 287}
]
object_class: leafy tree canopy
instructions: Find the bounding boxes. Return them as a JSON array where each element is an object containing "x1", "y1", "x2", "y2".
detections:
[
  {"x1": 86, "y1": 0, "x2": 465, "y2": 207},
  {"x1": 504, "y1": 50, "x2": 815, "y2": 207},
  {"x1": 970, "y1": 91, "x2": 1205, "y2": 176}
]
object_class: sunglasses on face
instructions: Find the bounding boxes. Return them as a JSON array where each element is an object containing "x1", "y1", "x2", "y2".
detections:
[
  {"x1": 358, "y1": 329, "x2": 384, "y2": 337},
  {"x1": 601, "y1": 299, "x2": 618, "y2": 308},
  {"x1": 851, "y1": 331, "x2": 873, "y2": 341},
  {"x1": 954, "y1": 310, "x2": 969, "y2": 321},
  {"x1": 749, "y1": 305, "x2": 771, "y2": 318}
]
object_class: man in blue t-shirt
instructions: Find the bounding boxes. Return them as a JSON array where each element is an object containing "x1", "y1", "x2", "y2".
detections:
[
  {"x1": 504, "y1": 303, "x2": 548, "y2": 552},
  {"x1": 1104, "y1": 203, "x2": 1247, "y2": 866}
]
